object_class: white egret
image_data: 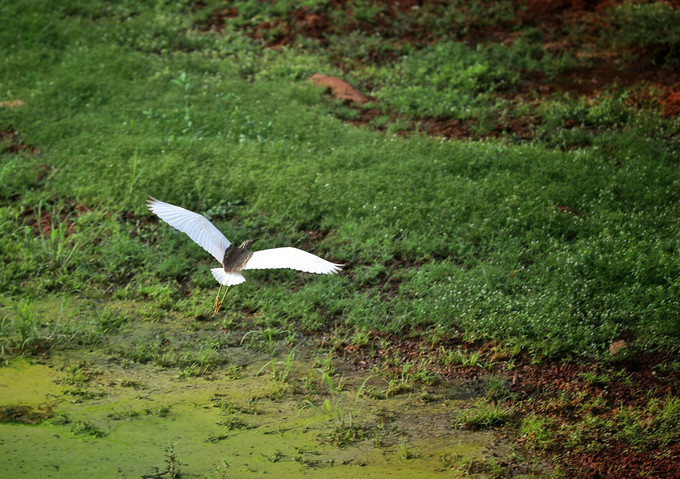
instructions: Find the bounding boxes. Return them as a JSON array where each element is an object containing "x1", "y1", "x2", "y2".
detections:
[{"x1": 147, "y1": 197, "x2": 342, "y2": 315}]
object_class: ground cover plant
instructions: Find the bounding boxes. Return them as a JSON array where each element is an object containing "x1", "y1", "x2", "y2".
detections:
[{"x1": 1, "y1": 0, "x2": 679, "y2": 477}]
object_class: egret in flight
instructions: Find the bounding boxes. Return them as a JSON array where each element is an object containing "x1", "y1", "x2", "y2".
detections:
[{"x1": 147, "y1": 197, "x2": 342, "y2": 315}]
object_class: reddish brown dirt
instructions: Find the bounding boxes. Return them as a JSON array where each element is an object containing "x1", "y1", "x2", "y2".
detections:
[
  {"x1": 661, "y1": 89, "x2": 680, "y2": 117},
  {"x1": 323, "y1": 329, "x2": 680, "y2": 478},
  {"x1": 1, "y1": 129, "x2": 40, "y2": 155},
  {"x1": 199, "y1": 0, "x2": 680, "y2": 140},
  {"x1": 22, "y1": 201, "x2": 89, "y2": 237}
]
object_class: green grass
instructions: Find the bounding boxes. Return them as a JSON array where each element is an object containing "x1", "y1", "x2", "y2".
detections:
[
  {"x1": 305, "y1": 369, "x2": 371, "y2": 446},
  {"x1": 0, "y1": 0, "x2": 678, "y2": 365},
  {"x1": 453, "y1": 398, "x2": 514, "y2": 430}
]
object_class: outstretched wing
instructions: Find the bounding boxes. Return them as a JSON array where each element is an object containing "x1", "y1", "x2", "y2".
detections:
[
  {"x1": 147, "y1": 197, "x2": 231, "y2": 263},
  {"x1": 242, "y1": 247, "x2": 342, "y2": 274}
]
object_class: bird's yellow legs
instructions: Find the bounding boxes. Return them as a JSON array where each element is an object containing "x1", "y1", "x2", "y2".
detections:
[{"x1": 210, "y1": 284, "x2": 231, "y2": 318}]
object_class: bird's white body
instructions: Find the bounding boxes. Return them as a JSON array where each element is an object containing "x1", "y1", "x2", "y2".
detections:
[
  {"x1": 147, "y1": 197, "x2": 342, "y2": 286},
  {"x1": 211, "y1": 268, "x2": 246, "y2": 286}
]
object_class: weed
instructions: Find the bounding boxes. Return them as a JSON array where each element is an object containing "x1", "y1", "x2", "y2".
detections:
[
  {"x1": 93, "y1": 305, "x2": 128, "y2": 333},
  {"x1": 610, "y1": 2, "x2": 680, "y2": 62},
  {"x1": 520, "y1": 414, "x2": 557, "y2": 451},
  {"x1": 578, "y1": 370, "x2": 611, "y2": 387},
  {"x1": 145, "y1": 442, "x2": 183, "y2": 479},
  {"x1": 293, "y1": 446, "x2": 322, "y2": 468},
  {"x1": 304, "y1": 369, "x2": 320, "y2": 397},
  {"x1": 61, "y1": 362, "x2": 97, "y2": 387},
  {"x1": 614, "y1": 396, "x2": 680, "y2": 449},
  {"x1": 382, "y1": 361, "x2": 439, "y2": 397},
  {"x1": 453, "y1": 398, "x2": 513, "y2": 430},
  {"x1": 70, "y1": 420, "x2": 108, "y2": 438},
  {"x1": 0, "y1": 296, "x2": 82, "y2": 357},
  {"x1": 206, "y1": 459, "x2": 234, "y2": 479},
  {"x1": 157, "y1": 405, "x2": 171, "y2": 418},
  {"x1": 265, "y1": 450, "x2": 284, "y2": 463},
  {"x1": 48, "y1": 412, "x2": 71, "y2": 426},
  {"x1": 399, "y1": 442, "x2": 422, "y2": 460},
  {"x1": 120, "y1": 379, "x2": 145, "y2": 389},
  {"x1": 305, "y1": 369, "x2": 371, "y2": 446},
  {"x1": 27, "y1": 201, "x2": 81, "y2": 275},
  {"x1": 0, "y1": 298, "x2": 40, "y2": 356},
  {"x1": 440, "y1": 347, "x2": 482, "y2": 368},
  {"x1": 223, "y1": 364, "x2": 243, "y2": 380},
  {"x1": 63, "y1": 386, "x2": 106, "y2": 402},
  {"x1": 439, "y1": 453, "x2": 473, "y2": 474},
  {"x1": 350, "y1": 328, "x2": 370, "y2": 347},
  {"x1": 485, "y1": 374, "x2": 511, "y2": 400},
  {"x1": 257, "y1": 347, "x2": 296, "y2": 399},
  {"x1": 217, "y1": 412, "x2": 254, "y2": 431},
  {"x1": 170, "y1": 71, "x2": 193, "y2": 130},
  {"x1": 107, "y1": 407, "x2": 147, "y2": 420},
  {"x1": 179, "y1": 362, "x2": 213, "y2": 378}
]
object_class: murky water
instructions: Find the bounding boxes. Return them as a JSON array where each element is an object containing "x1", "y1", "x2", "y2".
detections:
[{"x1": 0, "y1": 312, "x2": 533, "y2": 478}]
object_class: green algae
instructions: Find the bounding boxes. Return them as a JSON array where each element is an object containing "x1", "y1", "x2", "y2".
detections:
[
  {"x1": 0, "y1": 351, "x2": 528, "y2": 478},
  {"x1": 0, "y1": 298, "x2": 544, "y2": 477}
]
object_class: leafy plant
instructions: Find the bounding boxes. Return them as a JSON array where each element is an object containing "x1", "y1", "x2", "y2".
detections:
[{"x1": 305, "y1": 369, "x2": 371, "y2": 446}]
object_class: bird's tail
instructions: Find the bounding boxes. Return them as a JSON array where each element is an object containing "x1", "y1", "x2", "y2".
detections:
[{"x1": 211, "y1": 268, "x2": 246, "y2": 286}]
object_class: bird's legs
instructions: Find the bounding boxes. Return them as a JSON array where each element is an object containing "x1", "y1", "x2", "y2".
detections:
[
  {"x1": 211, "y1": 284, "x2": 222, "y2": 313},
  {"x1": 210, "y1": 284, "x2": 231, "y2": 318}
]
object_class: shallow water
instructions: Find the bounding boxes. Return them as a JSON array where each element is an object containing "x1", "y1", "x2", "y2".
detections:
[{"x1": 0, "y1": 320, "x2": 533, "y2": 478}]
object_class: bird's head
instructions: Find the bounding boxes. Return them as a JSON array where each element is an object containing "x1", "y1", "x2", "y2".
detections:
[{"x1": 239, "y1": 239, "x2": 257, "y2": 250}]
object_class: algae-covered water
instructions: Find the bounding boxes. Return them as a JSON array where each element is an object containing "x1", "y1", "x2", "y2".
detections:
[{"x1": 0, "y1": 338, "x2": 528, "y2": 478}]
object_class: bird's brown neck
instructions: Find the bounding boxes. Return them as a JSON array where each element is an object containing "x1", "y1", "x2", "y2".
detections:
[{"x1": 222, "y1": 242, "x2": 254, "y2": 272}]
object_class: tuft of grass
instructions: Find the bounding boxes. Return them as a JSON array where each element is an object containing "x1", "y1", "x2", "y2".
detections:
[
  {"x1": 70, "y1": 419, "x2": 108, "y2": 438},
  {"x1": 305, "y1": 369, "x2": 371, "y2": 447},
  {"x1": 0, "y1": 296, "x2": 82, "y2": 357},
  {"x1": 257, "y1": 347, "x2": 296, "y2": 400},
  {"x1": 453, "y1": 398, "x2": 513, "y2": 430},
  {"x1": 519, "y1": 414, "x2": 558, "y2": 451},
  {"x1": 440, "y1": 347, "x2": 482, "y2": 368},
  {"x1": 484, "y1": 374, "x2": 512, "y2": 400},
  {"x1": 614, "y1": 396, "x2": 680, "y2": 450},
  {"x1": 1, "y1": 298, "x2": 40, "y2": 356},
  {"x1": 26, "y1": 201, "x2": 81, "y2": 275}
]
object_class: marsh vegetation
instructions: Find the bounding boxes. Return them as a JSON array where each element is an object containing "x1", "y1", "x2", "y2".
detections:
[{"x1": 1, "y1": 0, "x2": 679, "y2": 476}]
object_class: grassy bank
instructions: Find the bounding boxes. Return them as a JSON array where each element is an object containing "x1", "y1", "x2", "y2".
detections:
[{"x1": 2, "y1": 0, "x2": 679, "y2": 358}]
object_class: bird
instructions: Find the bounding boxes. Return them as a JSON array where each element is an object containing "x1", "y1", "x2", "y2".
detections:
[{"x1": 147, "y1": 197, "x2": 342, "y2": 315}]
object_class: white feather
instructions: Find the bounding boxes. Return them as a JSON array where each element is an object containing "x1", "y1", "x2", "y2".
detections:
[
  {"x1": 147, "y1": 197, "x2": 231, "y2": 263},
  {"x1": 148, "y1": 198, "x2": 342, "y2": 285},
  {"x1": 211, "y1": 268, "x2": 246, "y2": 286},
  {"x1": 242, "y1": 247, "x2": 342, "y2": 274}
]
